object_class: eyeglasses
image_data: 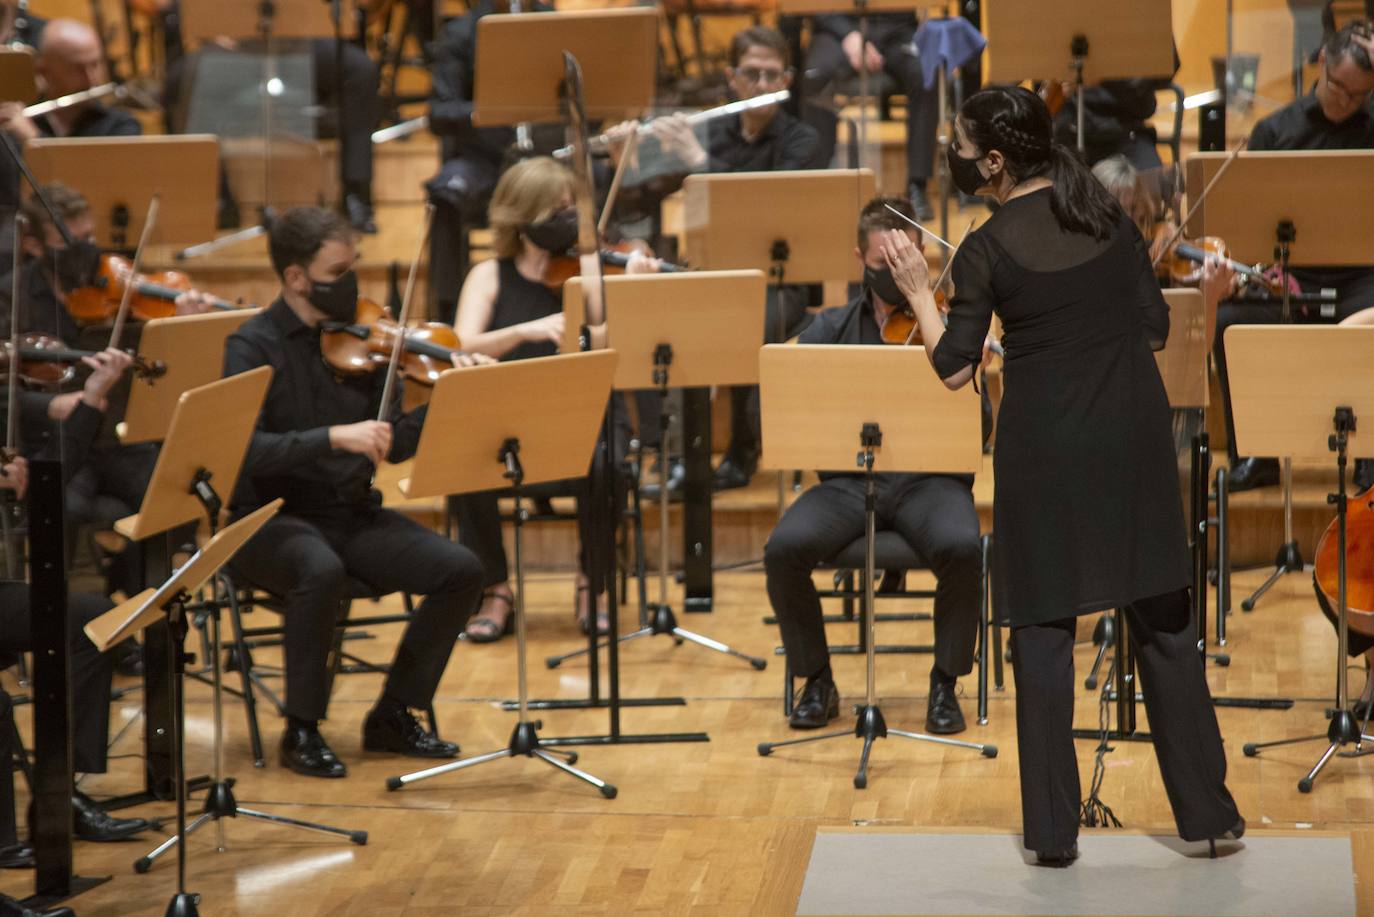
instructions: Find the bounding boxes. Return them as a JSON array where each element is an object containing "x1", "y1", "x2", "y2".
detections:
[{"x1": 737, "y1": 67, "x2": 787, "y2": 86}]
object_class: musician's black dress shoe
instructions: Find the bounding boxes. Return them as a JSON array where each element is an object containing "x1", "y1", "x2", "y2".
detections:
[
  {"x1": 70, "y1": 790, "x2": 151, "y2": 842},
  {"x1": 1227, "y1": 457, "x2": 1280, "y2": 492},
  {"x1": 280, "y1": 724, "x2": 348, "y2": 778},
  {"x1": 788, "y1": 672, "x2": 840, "y2": 729},
  {"x1": 0, "y1": 893, "x2": 73, "y2": 917},
  {"x1": 712, "y1": 457, "x2": 755, "y2": 491},
  {"x1": 344, "y1": 193, "x2": 378, "y2": 234},
  {"x1": 640, "y1": 456, "x2": 685, "y2": 501},
  {"x1": 0, "y1": 844, "x2": 32, "y2": 869},
  {"x1": 1034, "y1": 843, "x2": 1079, "y2": 867},
  {"x1": 925, "y1": 677, "x2": 966, "y2": 735},
  {"x1": 363, "y1": 705, "x2": 459, "y2": 758}
]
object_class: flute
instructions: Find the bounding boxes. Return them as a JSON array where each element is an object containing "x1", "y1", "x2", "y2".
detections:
[
  {"x1": 552, "y1": 89, "x2": 790, "y2": 161},
  {"x1": 23, "y1": 82, "x2": 119, "y2": 118}
]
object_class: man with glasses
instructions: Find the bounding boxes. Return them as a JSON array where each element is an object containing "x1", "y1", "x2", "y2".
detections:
[
  {"x1": 1214, "y1": 21, "x2": 1374, "y2": 492},
  {"x1": 613, "y1": 26, "x2": 825, "y2": 490}
]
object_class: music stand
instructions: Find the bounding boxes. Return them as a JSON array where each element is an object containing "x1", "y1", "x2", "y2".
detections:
[
  {"x1": 117, "y1": 310, "x2": 260, "y2": 445},
  {"x1": 982, "y1": 0, "x2": 1174, "y2": 154},
  {"x1": 0, "y1": 49, "x2": 36, "y2": 104},
  {"x1": 387, "y1": 352, "x2": 621, "y2": 796},
  {"x1": 1185, "y1": 151, "x2": 1374, "y2": 613},
  {"x1": 754, "y1": 345, "x2": 996, "y2": 788},
  {"x1": 1228, "y1": 326, "x2": 1374, "y2": 792},
  {"x1": 176, "y1": 0, "x2": 334, "y2": 259},
  {"x1": 25, "y1": 136, "x2": 219, "y2": 249},
  {"x1": 472, "y1": 9, "x2": 658, "y2": 127},
  {"x1": 85, "y1": 501, "x2": 285, "y2": 917},
  {"x1": 547, "y1": 272, "x2": 768, "y2": 674}
]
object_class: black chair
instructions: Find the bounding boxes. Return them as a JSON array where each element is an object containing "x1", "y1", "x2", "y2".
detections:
[{"x1": 777, "y1": 532, "x2": 1002, "y2": 726}]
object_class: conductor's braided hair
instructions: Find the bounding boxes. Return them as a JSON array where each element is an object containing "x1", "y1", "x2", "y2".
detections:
[{"x1": 958, "y1": 86, "x2": 1122, "y2": 240}]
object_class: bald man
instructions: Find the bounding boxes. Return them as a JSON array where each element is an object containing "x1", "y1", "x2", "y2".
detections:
[{"x1": 0, "y1": 18, "x2": 140, "y2": 143}]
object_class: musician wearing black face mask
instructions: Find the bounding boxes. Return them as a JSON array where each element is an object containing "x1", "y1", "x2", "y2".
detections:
[
  {"x1": 450, "y1": 156, "x2": 655, "y2": 641},
  {"x1": 763, "y1": 195, "x2": 982, "y2": 736},
  {"x1": 223, "y1": 207, "x2": 487, "y2": 779}
]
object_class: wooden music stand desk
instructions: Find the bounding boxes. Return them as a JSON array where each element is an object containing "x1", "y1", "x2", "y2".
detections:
[
  {"x1": 117, "y1": 310, "x2": 260, "y2": 445},
  {"x1": 0, "y1": 49, "x2": 36, "y2": 104},
  {"x1": 682, "y1": 170, "x2": 876, "y2": 285},
  {"x1": 562, "y1": 270, "x2": 765, "y2": 387},
  {"x1": 982, "y1": 0, "x2": 1174, "y2": 84},
  {"x1": 473, "y1": 8, "x2": 659, "y2": 126},
  {"x1": 1185, "y1": 150, "x2": 1374, "y2": 267},
  {"x1": 25, "y1": 136, "x2": 219, "y2": 248},
  {"x1": 179, "y1": 0, "x2": 335, "y2": 44},
  {"x1": 114, "y1": 366, "x2": 272, "y2": 542}
]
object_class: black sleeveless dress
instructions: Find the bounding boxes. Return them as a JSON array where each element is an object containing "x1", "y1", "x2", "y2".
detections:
[
  {"x1": 931, "y1": 189, "x2": 1190, "y2": 628},
  {"x1": 490, "y1": 258, "x2": 560, "y2": 363}
]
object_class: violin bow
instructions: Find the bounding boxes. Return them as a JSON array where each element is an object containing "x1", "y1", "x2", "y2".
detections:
[
  {"x1": 1150, "y1": 137, "x2": 1247, "y2": 270},
  {"x1": 107, "y1": 193, "x2": 160, "y2": 351},
  {"x1": 904, "y1": 220, "x2": 973, "y2": 346},
  {"x1": 597, "y1": 126, "x2": 639, "y2": 239},
  {"x1": 5, "y1": 214, "x2": 23, "y2": 463},
  {"x1": 563, "y1": 51, "x2": 607, "y2": 339},
  {"x1": 376, "y1": 202, "x2": 435, "y2": 424}
]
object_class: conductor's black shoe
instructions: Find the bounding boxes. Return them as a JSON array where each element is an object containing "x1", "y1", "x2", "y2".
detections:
[
  {"x1": 1034, "y1": 843, "x2": 1079, "y2": 867},
  {"x1": 280, "y1": 724, "x2": 348, "y2": 778},
  {"x1": 1227, "y1": 457, "x2": 1280, "y2": 492},
  {"x1": 712, "y1": 457, "x2": 755, "y2": 491},
  {"x1": 1355, "y1": 459, "x2": 1374, "y2": 493},
  {"x1": 0, "y1": 844, "x2": 32, "y2": 869},
  {"x1": 925, "y1": 679, "x2": 966, "y2": 735},
  {"x1": 70, "y1": 791, "x2": 151, "y2": 842},
  {"x1": 344, "y1": 193, "x2": 378, "y2": 234},
  {"x1": 363, "y1": 706, "x2": 459, "y2": 758},
  {"x1": 788, "y1": 673, "x2": 840, "y2": 729}
]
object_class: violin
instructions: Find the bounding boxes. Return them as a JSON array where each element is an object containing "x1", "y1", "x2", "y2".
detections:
[
  {"x1": 0, "y1": 332, "x2": 166, "y2": 390},
  {"x1": 65, "y1": 253, "x2": 242, "y2": 325},
  {"x1": 879, "y1": 290, "x2": 949, "y2": 345},
  {"x1": 542, "y1": 242, "x2": 686, "y2": 290},
  {"x1": 1313, "y1": 489, "x2": 1374, "y2": 639},
  {"x1": 1149, "y1": 221, "x2": 1295, "y2": 296},
  {"x1": 320, "y1": 296, "x2": 466, "y2": 386}
]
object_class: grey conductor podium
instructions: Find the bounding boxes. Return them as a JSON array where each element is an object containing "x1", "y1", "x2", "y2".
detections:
[
  {"x1": 118, "y1": 309, "x2": 260, "y2": 445},
  {"x1": 387, "y1": 351, "x2": 621, "y2": 796},
  {"x1": 1187, "y1": 150, "x2": 1374, "y2": 614},
  {"x1": 1228, "y1": 326, "x2": 1374, "y2": 793},
  {"x1": 754, "y1": 345, "x2": 996, "y2": 788},
  {"x1": 549, "y1": 272, "x2": 769, "y2": 674}
]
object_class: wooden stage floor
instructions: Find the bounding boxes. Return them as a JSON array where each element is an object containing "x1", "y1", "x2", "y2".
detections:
[{"x1": 3, "y1": 564, "x2": 1373, "y2": 915}]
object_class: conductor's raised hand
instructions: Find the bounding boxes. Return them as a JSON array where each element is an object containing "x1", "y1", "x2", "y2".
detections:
[
  {"x1": 880, "y1": 229, "x2": 931, "y2": 305},
  {"x1": 330, "y1": 420, "x2": 393, "y2": 466}
]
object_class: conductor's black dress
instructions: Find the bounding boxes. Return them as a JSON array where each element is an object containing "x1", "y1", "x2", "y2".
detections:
[
  {"x1": 932, "y1": 188, "x2": 1190, "y2": 627},
  {"x1": 932, "y1": 188, "x2": 1240, "y2": 854}
]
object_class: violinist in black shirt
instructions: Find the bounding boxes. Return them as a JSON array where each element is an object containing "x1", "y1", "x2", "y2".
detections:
[
  {"x1": 1216, "y1": 22, "x2": 1374, "y2": 492},
  {"x1": 223, "y1": 207, "x2": 489, "y2": 779},
  {"x1": 765, "y1": 196, "x2": 981, "y2": 735}
]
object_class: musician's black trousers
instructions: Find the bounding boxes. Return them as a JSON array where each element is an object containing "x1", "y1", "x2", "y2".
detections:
[
  {"x1": 1010, "y1": 591, "x2": 1241, "y2": 853},
  {"x1": 0, "y1": 585, "x2": 113, "y2": 774},
  {"x1": 229, "y1": 507, "x2": 481, "y2": 723},
  {"x1": 426, "y1": 154, "x2": 500, "y2": 323},
  {"x1": 802, "y1": 31, "x2": 939, "y2": 184},
  {"x1": 764, "y1": 474, "x2": 981, "y2": 681},
  {"x1": 1214, "y1": 269, "x2": 1374, "y2": 464}
]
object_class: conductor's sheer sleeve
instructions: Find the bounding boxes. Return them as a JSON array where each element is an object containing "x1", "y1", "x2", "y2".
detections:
[{"x1": 931, "y1": 231, "x2": 996, "y2": 379}]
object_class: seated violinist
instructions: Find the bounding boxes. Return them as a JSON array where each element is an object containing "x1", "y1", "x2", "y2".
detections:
[
  {"x1": 451, "y1": 156, "x2": 658, "y2": 642},
  {"x1": 1091, "y1": 155, "x2": 1237, "y2": 315},
  {"x1": 224, "y1": 207, "x2": 490, "y2": 778},
  {"x1": 764, "y1": 196, "x2": 981, "y2": 734}
]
